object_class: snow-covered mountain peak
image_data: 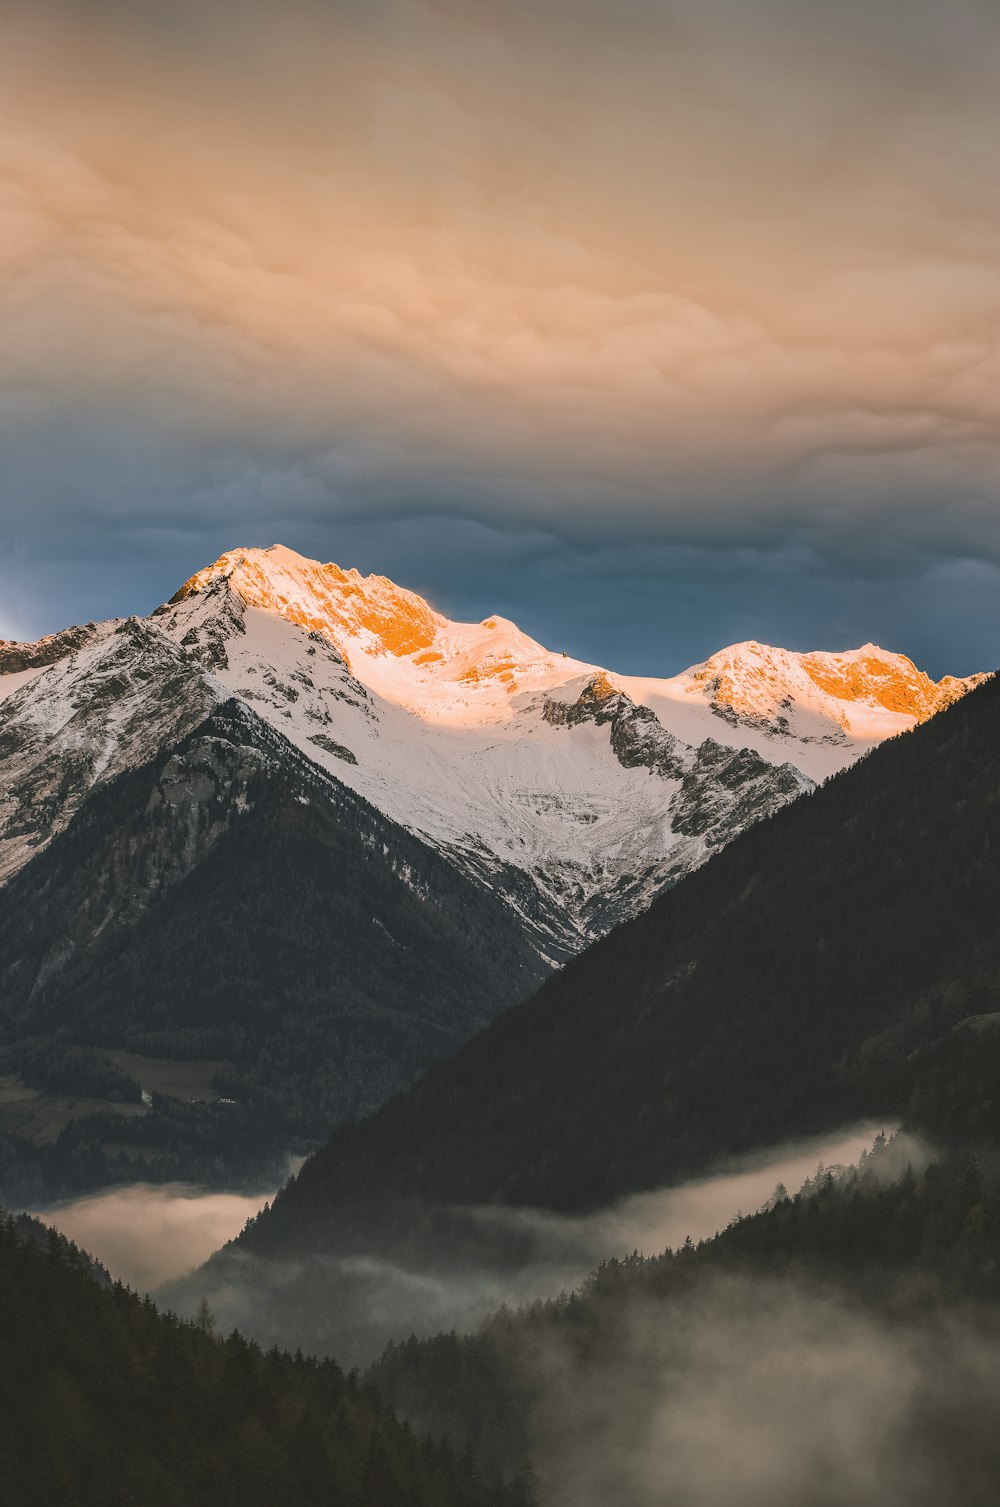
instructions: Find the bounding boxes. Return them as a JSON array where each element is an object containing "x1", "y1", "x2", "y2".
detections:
[
  {"x1": 165, "y1": 545, "x2": 987, "y2": 768},
  {"x1": 797, "y1": 643, "x2": 985, "y2": 721},
  {"x1": 2, "y1": 541, "x2": 987, "y2": 955},
  {"x1": 169, "y1": 544, "x2": 591, "y2": 723},
  {"x1": 652, "y1": 638, "x2": 987, "y2": 755},
  {"x1": 172, "y1": 545, "x2": 446, "y2": 663}
]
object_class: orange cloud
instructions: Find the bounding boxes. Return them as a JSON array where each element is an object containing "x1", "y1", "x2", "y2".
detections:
[{"x1": 2, "y1": 0, "x2": 1000, "y2": 538}]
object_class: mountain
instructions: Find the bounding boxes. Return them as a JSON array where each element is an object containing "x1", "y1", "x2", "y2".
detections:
[
  {"x1": 224, "y1": 666, "x2": 1000, "y2": 1269},
  {"x1": 0, "y1": 544, "x2": 982, "y2": 1195},
  {"x1": 1, "y1": 543, "x2": 980, "y2": 958},
  {"x1": 0, "y1": 700, "x2": 545, "y2": 1199},
  {"x1": 0, "y1": 1207, "x2": 530, "y2": 1507},
  {"x1": 159, "y1": 546, "x2": 984, "y2": 952}
]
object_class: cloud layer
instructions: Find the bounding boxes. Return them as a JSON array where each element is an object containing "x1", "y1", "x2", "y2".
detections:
[
  {"x1": 2, "y1": 1, "x2": 999, "y2": 671},
  {"x1": 158, "y1": 1124, "x2": 891, "y2": 1365}
]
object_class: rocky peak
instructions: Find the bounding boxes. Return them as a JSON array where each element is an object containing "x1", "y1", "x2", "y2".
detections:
[
  {"x1": 799, "y1": 643, "x2": 987, "y2": 721},
  {"x1": 543, "y1": 671, "x2": 627, "y2": 727},
  {"x1": 681, "y1": 639, "x2": 986, "y2": 735},
  {"x1": 171, "y1": 544, "x2": 444, "y2": 661}
]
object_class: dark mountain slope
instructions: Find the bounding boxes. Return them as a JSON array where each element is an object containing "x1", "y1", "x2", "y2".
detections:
[
  {"x1": 240, "y1": 669, "x2": 1000, "y2": 1253},
  {"x1": 0, "y1": 1207, "x2": 528, "y2": 1507},
  {"x1": 0, "y1": 701, "x2": 548, "y2": 1198}
]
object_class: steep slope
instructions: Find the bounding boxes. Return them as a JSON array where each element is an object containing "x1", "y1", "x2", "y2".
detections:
[
  {"x1": 0, "y1": 700, "x2": 546, "y2": 1196},
  {"x1": 231, "y1": 667, "x2": 1000, "y2": 1260},
  {"x1": 0, "y1": 617, "x2": 216, "y2": 882}
]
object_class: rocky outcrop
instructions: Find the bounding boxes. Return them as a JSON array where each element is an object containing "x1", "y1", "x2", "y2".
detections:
[
  {"x1": 545, "y1": 671, "x2": 690, "y2": 779},
  {"x1": 0, "y1": 622, "x2": 102, "y2": 675},
  {"x1": 672, "y1": 739, "x2": 809, "y2": 841},
  {"x1": 153, "y1": 575, "x2": 247, "y2": 670},
  {"x1": 547, "y1": 670, "x2": 812, "y2": 845}
]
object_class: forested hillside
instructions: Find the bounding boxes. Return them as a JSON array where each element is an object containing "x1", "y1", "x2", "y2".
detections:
[
  {"x1": 367, "y1": 1135, "x2": 1000, "y2": 1497},
  {"x1": 0, "y1": 1207, "x2": 529, "y2": 1507},
  {"x1": 239, "y1": 669, "x2": 1000, "y2": 1257}
]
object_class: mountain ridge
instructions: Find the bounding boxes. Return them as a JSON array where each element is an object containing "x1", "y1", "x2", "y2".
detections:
[
  {"x1": 169, "y1": 545, "x2": 984, "y2": 739},
  {"x1": 1, "y1": 542, "x2": 983, "y2": 958}
]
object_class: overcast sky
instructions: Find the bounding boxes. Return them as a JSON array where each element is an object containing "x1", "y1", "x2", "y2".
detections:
[{"x1": 2, "y1": 0, "x2": 999, "y2": 676}]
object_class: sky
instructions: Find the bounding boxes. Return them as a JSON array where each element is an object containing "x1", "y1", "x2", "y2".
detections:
[{"x1": 2, "y1": 0, "x2": 999, "y2": 676}]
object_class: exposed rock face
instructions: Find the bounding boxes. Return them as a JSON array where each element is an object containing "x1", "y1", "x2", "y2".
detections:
[
  {"x1": 671, "y1": 742, "x2": 806, "y2": 840},
  {"x1": 0, "y1": 622, "x2": 102, "y2": 674},
  {"x1": 17, "y1": 714, "x2": 277, "y2": 997},
  {"x1": 153, "y1": 576, "x2": 247, "y2": 670},
  {"x1": 545, "y1": 671, "x2": 690, "y2": 779},
  {"x1": 544, "y1": 671, "x2": 811, "y2": 913}
]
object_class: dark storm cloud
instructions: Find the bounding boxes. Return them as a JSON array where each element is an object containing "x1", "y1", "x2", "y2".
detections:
[{"x1": 1, "y1": 0, "x2": 998, "y2": 672}]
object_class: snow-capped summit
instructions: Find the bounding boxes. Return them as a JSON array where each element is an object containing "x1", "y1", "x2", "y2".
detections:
[
  {"x1": 169, "y1": 545, "x2": 984, "y2": 775},
  {"x1": 173, "y1": 545, "x2": 445, "y2": 662},
  {"x1": 681, "y1": 638, "x2": 979, "y2": 727},
  {"x1": 0, "y1": 543, "x2": 987, "y2": 954},
  {"x1": 169, "y1": 544, "x2": 592, "y2": 724},
  {"x1": 620, "y1": 639, "x2": 986, "y2": 782}
]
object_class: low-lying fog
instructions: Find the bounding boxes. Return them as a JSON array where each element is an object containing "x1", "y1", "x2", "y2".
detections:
[
  {"x1": 36, "y1": 1123, "x2": 885, "y2": 1297},
  {"x1": 469, "y1": 1122, "x2": 889, "y2": 1266},
  {"x1": 33, "y1": 1124, "x2": 996, "y2": 1505},
  {"x1": 34, "y1": 1122, "x2": 890, "y2": 1365},
  {"x1": 531, "y1": 1272, "x2": 1000, "y2": 1507},
  {"x1": 31, "y1": 1183, "x2": 279, "y2": 1292}
]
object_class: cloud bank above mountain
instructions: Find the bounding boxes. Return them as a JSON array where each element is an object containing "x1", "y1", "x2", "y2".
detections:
[{"x1": 2, "y1": 0, "x2": 999, "y2": 672}]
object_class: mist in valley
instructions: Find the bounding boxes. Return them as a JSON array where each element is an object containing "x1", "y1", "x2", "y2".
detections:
[
  {"x1": 152, "y1": 1122, "x2": 894, "y2": 1365},
  {"x1": 32, "y1": 1181, "x2": 279, "y2": 1292},
  {"x1": 28, "y1": 1125, "x2": 994, "y2": 1504},
  {"x1": 529, "y1": 1273, "x2": 1000, "y2": 1507}
]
